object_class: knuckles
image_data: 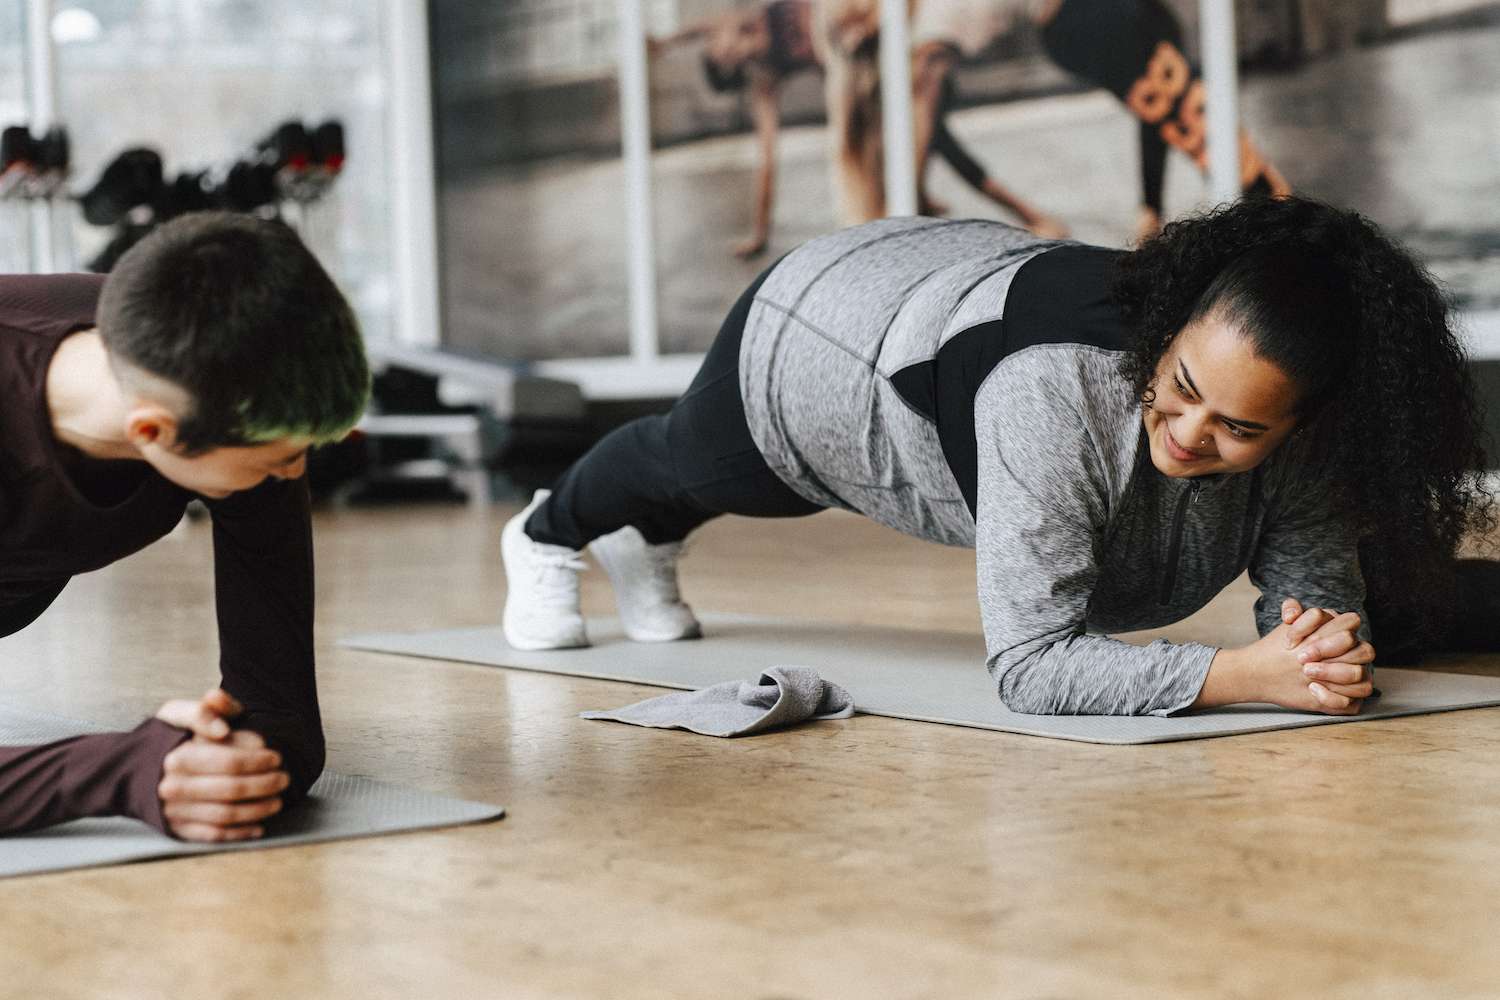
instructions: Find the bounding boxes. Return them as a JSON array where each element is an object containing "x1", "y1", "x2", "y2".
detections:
[{"x1": 206, "y1": 803, "x2": 239, "y2": 823}]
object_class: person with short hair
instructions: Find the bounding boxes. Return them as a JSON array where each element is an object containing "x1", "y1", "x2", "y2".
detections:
[
  {"x1": 0, "y1": 212, "x2": 370, "y2": 842},
  {"x1": 502, "y1": 197, "x2": 1496, "y2": 714}
]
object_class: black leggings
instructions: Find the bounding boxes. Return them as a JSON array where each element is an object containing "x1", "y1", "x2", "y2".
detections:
[
  {"x1": 929, "y1": 76, "x2": 988, "y2": 191},
  {"x1": 525, "y1": 266, "x2": 822, "y2": 550}
]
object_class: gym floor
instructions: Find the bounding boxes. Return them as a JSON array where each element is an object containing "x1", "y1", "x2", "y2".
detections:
[{"x1": 3, "y1": 502, "x2": 1500, "y2": 998}]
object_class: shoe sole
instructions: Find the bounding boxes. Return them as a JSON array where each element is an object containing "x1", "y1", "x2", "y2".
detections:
[
  {"x1": 503, "y1": 629, "x2": 591, "y2": 651},
  {"x1": 502, "y1": 605, "x2": 590, "y2": 650},
  {"x1": 621, "y1": 622, "x2": 703, "y2": 643}
]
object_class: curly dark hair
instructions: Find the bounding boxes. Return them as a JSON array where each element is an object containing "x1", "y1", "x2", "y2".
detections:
[{"x1": 1114, "y1": 196, "x2": 1494, "y2": 654}]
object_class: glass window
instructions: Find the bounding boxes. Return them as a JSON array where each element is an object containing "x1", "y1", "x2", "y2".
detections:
[
  {"x1": 49, "y1": 0, "x2": 394, "y2": 340},
  {"x1": 0, "y1": 4, "x2": 28, "y2": 274},
  {"x1": 0, "y1": 4, "x2": 23, "y2": 124}
]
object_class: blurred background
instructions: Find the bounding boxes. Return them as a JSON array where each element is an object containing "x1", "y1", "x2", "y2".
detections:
[{"x1": 431, "y1": 0, "x2": 1499, "y2": 360}]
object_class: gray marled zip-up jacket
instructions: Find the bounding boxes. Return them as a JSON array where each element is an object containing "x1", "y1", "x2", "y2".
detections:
[{"x1": 739, "y1": 217, "x2": 1366, "y2": 715}]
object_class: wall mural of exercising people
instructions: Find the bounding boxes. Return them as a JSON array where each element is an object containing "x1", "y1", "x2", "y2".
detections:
[{"x1": 429, "y1": 0, "x2": 1500, "y2": 362}]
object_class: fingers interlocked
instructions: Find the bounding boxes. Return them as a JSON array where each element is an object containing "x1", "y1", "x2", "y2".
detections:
[
  {"x1": 154, "y1": 687, "x2": 244, "y2": 740},
  {"x1": 1281, "y1": 599, "x2": 1376, "y2": 716},
  {"x1": 155, "y1": 688, "x2": 287, "y2": 843},
  {"x1": 1293, "y1": 612, "x2": 1365, "y2": 662}
]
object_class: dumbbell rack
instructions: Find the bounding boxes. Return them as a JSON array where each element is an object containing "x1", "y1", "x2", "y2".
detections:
[
  {"x1": 74, "y1": 119, "x2": 347, "y2": 274},
  {"x1": 0, "y1": 124, "x2": 75, "y2": 274},
  {"x1": 253, "y1": 120, "x2": 347, "y2": 272}
]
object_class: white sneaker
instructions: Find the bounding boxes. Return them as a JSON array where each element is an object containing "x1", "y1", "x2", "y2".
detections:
[
  {"x1": 501, "y1": 490, "x2": 590, "y2": 650},
  {"x1": 589, "y1": 526, "x2": 702, "y2": 642}
]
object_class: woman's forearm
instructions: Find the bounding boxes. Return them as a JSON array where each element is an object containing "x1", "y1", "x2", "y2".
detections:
[
  {"x1": 993, "y1": 633, "x2": 1218, "y2": 716},
  {"x1": 1193, "y1": 646, "x2": 1259, "y2": 709}
]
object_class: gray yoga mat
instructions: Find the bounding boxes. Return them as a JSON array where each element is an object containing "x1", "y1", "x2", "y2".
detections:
[
  {"x1": 343, "y1": 613, "x2": 1500, "y2": 744},
  {"x1": 0, "y1": 705, "x2": 504, "y2": 879}
]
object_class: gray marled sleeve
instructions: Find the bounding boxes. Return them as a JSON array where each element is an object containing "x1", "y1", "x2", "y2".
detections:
[
  {"x1": 1248, "y1": 459, "x2": 1369, "y2": 640},
  {"x1": 973, "y1": 351, "x2": 1216, "y2": 716}
]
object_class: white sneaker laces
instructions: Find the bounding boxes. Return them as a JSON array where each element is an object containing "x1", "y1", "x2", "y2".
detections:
[{"x1": 529, "y1": 551, "x2": 588, "y2": 604}]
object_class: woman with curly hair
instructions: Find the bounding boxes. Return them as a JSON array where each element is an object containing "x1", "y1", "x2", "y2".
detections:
[{"x1": 502, "y1": 196, "x2": 1495, "y2": 716}]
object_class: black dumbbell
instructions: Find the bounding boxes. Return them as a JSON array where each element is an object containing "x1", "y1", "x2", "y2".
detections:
[
  {"x1": 0, "y1": 126, "x2": 37, "y2": 198},
  {"x1": 31, "y1": 127, "x2": 70, "y2": 196},
  {"x1": 154, "y1": 170, "x2": 215, "y2": 219},
  {"x1": 216, "y1": 159, "x2": 279, "y2": 212},
  {"x1": 80, "y1": 147, "x2": 164, "y2": 225},
  {"x1": 310, "y1": 120, "x2": 345, "y2": 173},
  {"x1": 1, "y1": 126, "x2": 35, "y2": 167},
  {"x1": 257, "y1": 121, "x2": 313, "y2": 172},
  {"x1": 36, "y1": 127, "x2": 68, "y2": 172}
]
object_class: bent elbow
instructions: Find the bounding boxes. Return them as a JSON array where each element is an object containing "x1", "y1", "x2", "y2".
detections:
[
  {"x1": 992, "y1": 654, "x2": 1063, "y2": 716},
  {"x1": 284, "y1": 728, "x2": 326, "y2": 804}
]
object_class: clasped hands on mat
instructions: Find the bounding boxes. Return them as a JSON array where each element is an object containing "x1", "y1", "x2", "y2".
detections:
[
  {"x1": 9, "y1": 613, "x2": 1500, "y2": 878},
  {"x1": 0, "y1": 701, "x2": 503, "y2": 879}
]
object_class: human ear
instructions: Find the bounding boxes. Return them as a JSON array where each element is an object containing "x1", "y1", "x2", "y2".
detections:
[{"x1": 123, "y1": 404, "x2": 180, "y2": 452}]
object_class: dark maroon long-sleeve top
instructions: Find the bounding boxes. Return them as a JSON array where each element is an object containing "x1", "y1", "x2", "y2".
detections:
[{"x1": 0, "y1": 273, "x2": 323, "y2": 836}]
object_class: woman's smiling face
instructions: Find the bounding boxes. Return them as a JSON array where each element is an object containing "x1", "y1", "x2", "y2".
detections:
[{"x1": 1142, "y1": 314, "x2": 1302, "y2": 478}]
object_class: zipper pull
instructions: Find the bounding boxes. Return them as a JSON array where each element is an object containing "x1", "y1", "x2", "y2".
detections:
[{"x1": 1190, "y1": 481, "x2": 1202, "y2": 502}]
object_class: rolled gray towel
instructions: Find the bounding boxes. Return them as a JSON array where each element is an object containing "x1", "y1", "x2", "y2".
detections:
[{"x1": 580, "y1": 665, "x2": 855, "y2": 737}]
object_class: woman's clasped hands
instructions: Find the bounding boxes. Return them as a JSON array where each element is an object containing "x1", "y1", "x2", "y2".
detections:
[
  {"x1": 1252, "y1": 598, "x2": 1377, "y2": 714},
  {"x1": 1198, "y1": 597, "x2": 1376, "y2": 714}
]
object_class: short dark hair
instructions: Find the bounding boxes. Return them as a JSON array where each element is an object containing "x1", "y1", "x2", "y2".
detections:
[{"x1": 97, "y1": 211, "x2": 370, "y2": 454}]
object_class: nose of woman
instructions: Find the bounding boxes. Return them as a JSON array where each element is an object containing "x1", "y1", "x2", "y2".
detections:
[{"x1": 1176, "y1": 411, "x2": 1215, "y2": 453}]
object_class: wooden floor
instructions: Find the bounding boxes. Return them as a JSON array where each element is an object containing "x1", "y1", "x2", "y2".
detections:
[{"x1": 3, "y1": 502, "x2": 1500, "y2": 999}]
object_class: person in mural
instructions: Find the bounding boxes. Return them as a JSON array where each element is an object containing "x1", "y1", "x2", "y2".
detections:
[
  {"x1": 650, "y1": 0, "x2": 1067, "y2": 257},
  {"x1": 500, "y1": 197, "x2": 1499, "y2": 715},
  {"x1": 909, "y1": 0, "x2": 1293, "y2": 243},
  {"x1": 1040, "y1": 0, "x2": 1293, "y2": 237}
]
